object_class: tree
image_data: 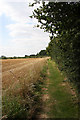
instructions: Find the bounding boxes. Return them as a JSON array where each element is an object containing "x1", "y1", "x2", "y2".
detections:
[
  {"x1": 1, "y1": 55, "x2": 7, "y2": 59},
  {"x1": 30, "y1": 2, "x2": 80, "y2": 91},
  {"x1": 31, "y1": 2, "x2": 80, "y2": 36},
  {"x1": 37, "y1": 50, "x2": 47, "y2": 56}
]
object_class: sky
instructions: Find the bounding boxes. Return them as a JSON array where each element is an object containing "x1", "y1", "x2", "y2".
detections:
[{"x1": 0, "y1": 0, "x2": 50, "y2": 57}]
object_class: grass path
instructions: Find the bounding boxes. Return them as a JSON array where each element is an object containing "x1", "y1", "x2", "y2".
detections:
[{"x1": 38, "y1": 60, "x2": 79, "y2": 119}]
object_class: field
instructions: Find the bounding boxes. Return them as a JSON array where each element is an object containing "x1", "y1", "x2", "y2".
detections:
[
  {"x1": 2, "y1": 58, "x2": 78, "y2": 119},
  {"x1": 2, "y1": 58, "x2": 48, "y2": 95},
  {"x1": 2, "y1": 58, "x2": 48, "y2": 119}
]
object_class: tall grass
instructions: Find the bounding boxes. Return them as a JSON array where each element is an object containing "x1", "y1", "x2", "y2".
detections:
[
  {"x1": 2, "y1": 59, "x2": 47, "y2": 119},
  {"x1": 0, "y1": 60, "x2": 2, "y2": 119}
]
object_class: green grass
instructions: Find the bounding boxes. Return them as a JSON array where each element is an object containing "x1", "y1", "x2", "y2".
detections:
[{"x1": 47, "y1": 60, "x2": 78, "y2": 118}]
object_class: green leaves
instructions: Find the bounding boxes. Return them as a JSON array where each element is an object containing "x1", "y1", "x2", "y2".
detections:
[{"x1": 30, "y1": 2, "x2": 80, "y2": 91}]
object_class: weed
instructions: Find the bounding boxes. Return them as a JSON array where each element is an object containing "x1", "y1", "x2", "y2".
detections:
[{"x1": 2, "y1": 60, "x2": 47, "y2": 119}]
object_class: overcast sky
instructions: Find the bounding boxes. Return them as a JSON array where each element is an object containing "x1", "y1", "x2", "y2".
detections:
[{"x1": 0, "y1": 0, "x2": 50, "y2": 57}]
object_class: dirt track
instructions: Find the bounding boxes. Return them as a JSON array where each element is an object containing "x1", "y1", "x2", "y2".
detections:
[{"x1": 2, "y1": 58, "x2": 48, "y2": 92}]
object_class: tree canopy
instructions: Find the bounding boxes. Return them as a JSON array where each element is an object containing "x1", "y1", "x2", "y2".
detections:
[
  {"x1": 31, "y1": 2, "x2": 80, "y2": 36},
  {"x1": 31, "y1": 2, "x2": 80, "y2": 91},
  {"x1": 37, "y1": 50, "x2": 48, "y2": 56}
]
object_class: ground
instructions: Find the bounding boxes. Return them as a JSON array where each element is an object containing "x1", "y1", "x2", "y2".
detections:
[
  {"x1": 1, "y1": 58, "x2": 79, "y2": 119},
  {"x1": 37, "y1": 60, "x2": 79, "y2": 119},
  {"x1": 2, "y1": 58, "x2": 48, "y2": 94}
]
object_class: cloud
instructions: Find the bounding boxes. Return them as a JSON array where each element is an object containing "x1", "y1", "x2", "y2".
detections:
[
  {"x1": 6, "y1": 23, "x2": 49, "y2": 39},
  {"x1": 0, "y1": 0, "x2": 50, "y2": 57}
]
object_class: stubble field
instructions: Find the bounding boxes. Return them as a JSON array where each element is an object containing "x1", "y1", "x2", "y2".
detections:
[
  {"x1": 2, "y1": 58, "x2": 48, "y2": 119},
  {"x1": 2, "y1": 58, "x2": 48, "y2": 94}
]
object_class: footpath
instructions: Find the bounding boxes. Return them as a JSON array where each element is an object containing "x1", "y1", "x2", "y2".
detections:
[{"x1": 37, "y1": 60, "x2": 79, "y2": 119}]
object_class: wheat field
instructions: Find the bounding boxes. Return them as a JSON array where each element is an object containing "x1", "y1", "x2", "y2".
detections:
[{"x1": 2, "y1": 58, "x2": 48, "y2": 95}]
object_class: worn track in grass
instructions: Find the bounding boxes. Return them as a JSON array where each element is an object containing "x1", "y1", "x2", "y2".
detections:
[{"x1": 37, "y1": 60, "x2": 79, "y2": 119}]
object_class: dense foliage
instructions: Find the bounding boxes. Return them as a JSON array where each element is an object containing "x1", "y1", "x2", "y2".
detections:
[
  {"x1": 31, "y1": 2, "x2": 80, "y2": 91},
  {"x1": 37, "y1": 50, "x2": 48, "y2": 57}
]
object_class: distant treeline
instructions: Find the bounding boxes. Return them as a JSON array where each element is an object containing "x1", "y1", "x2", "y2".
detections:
[{"x1": 0, "y1": 50, "x2": 48, "y2": 59}]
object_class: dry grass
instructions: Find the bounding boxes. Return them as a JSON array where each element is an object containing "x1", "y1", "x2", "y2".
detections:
[
  {"x1": 2, "y1": 58, "x2": 49, "y2": 119},
  {"x1": 2, "y1": 58, "x2": 48, "y2": 95}
]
